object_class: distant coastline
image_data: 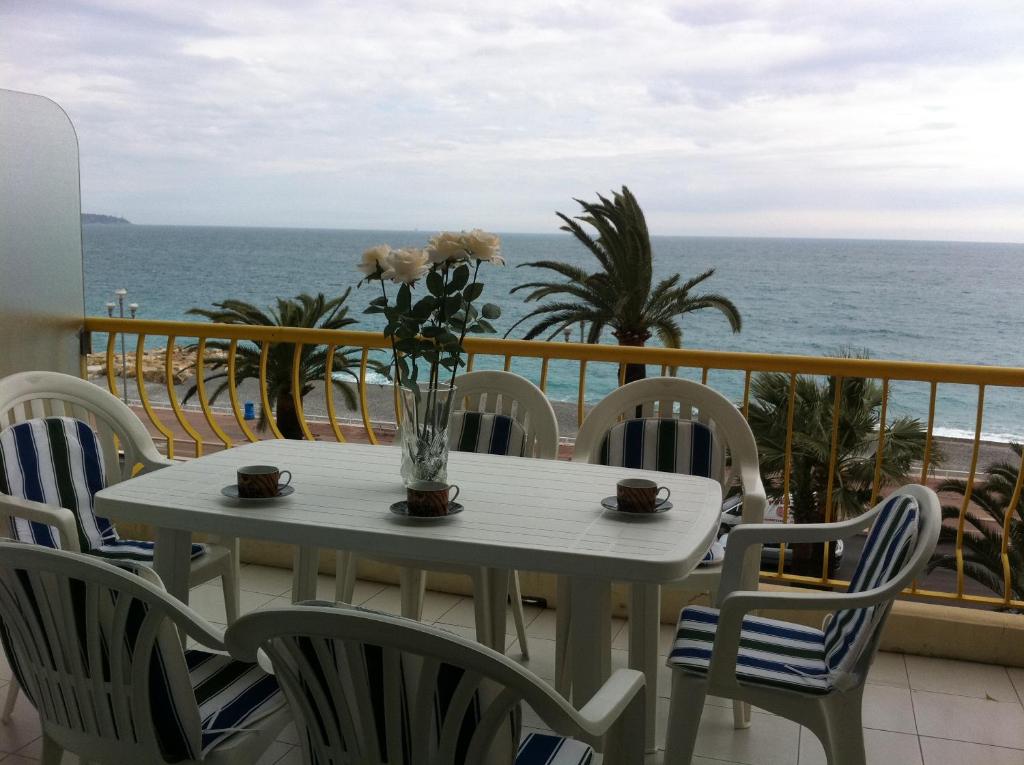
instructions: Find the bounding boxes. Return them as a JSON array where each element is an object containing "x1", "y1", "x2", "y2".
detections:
[{"x1": 82, "y1": 213, "x2": 130, "y2": 224}]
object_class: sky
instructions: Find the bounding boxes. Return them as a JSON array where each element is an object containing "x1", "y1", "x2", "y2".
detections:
[{"x1": 2, "y1": 1, "x2": 1024, "y2": 242}]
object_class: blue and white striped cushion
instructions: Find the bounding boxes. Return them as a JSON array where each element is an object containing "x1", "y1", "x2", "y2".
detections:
[
  {"x1": 0, "y1": 417, "x2": 205, "y2": 562},
  {"x1": 517, "y1": 732, "x2": 593, "y2": 764},
  {"x1": 823, "y1": 493, "x2": 919, "y2": 682},
  {"x1": 186, "y1": 649, "x2": 285, "y2": 755},
  {"x1": 667, "y1": 605, "x2": 831, "y2": 695},
  {"x1": 598, "y1": 417, "x2": 721, "y2": 479},
  {"x1": 449, "y1": 411, "x2": 527, "y2": 457}
]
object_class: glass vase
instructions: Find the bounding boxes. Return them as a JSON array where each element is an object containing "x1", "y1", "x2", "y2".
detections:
[{"x1": 398, "y1": 383, "x2": 456, "y2": 486}]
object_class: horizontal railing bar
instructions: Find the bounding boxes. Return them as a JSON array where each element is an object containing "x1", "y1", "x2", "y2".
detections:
[{"x1": 84, "y1": 317, "x2": 1024, "y2": 386}]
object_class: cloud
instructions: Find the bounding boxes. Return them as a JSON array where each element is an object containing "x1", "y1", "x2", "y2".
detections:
[{"x1": 2, "y1": 0, "x2": 1023, "y2": 241}]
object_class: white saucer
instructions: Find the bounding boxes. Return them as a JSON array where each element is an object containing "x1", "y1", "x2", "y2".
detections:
[{"x1": 220, "y1": 484, "x2": 295, "y2": 501}]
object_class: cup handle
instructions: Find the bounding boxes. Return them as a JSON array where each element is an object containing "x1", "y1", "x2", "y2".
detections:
[
  {"x1": 448, "y1": 485, "x2": 460, "y2": 504},
  {"x1": 279, "y1": 470, "x2": 292, "y2": 488},
  {"x1": 656, "y1": 486, "x2": 671, "y2": 506}
]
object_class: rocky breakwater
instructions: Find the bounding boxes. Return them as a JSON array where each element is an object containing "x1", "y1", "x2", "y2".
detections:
[{"x1": 85, "y1": 347, "x2": 224, "y2": 384}]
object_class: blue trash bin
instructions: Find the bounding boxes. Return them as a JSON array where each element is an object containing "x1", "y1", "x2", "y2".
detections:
[{"x1": 244, "y1": 401, "x2": 255, "y2": 420}]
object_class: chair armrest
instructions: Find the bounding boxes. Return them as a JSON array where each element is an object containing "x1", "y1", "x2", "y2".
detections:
[
  {"x1": 717, "y1": 504, "x2": 881, "y2": 597},
  {"x1": 576, "y1": 668, "x2": 646, "y2": 733},
  {"x1": 157, "y1": 592, "x2": 228, "y2": 651},
  {"x1": 0, "y1": 494, "x2": 81, "y2": 552}
]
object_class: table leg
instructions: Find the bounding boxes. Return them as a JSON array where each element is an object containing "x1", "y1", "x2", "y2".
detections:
[
  {"x1": 555, "y1": 576, "x2": 572, "y2": 697},
  {"x1": 477, "y1": 568, "x2": 509, "y2": 652},
  {"x1": 629, "y1": 584, "x2": 660, "y2": 753},
  {"x1": 293, "y1": 546, "x2": 320, "y2": 602},
  {"x1": 568, "y1": 576, "x2": 611, "y2": 706},
  {"x1": 153, "y1": 527, "x2": 193, "y2": 605},
  {"x1": 399, "y1": 568, "x2": 426, "y2": 621}
]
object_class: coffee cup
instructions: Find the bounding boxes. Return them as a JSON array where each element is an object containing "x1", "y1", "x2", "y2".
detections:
[
  {"x1": 616, "y1": 478, "x2": 670, "y2": 513},
  {"x1": 407, "y1": 481, "x2": 460, "y2": 517},
  {"x1": 237, "y1": 465, "x2": 291, "y2": 499}
]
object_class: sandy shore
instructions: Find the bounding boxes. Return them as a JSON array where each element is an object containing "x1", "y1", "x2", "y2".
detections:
[{"x1": 94, "y1": 374, "x2": 1015, "y2": 476}]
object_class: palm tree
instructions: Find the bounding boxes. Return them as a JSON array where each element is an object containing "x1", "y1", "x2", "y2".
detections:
[
  {"x1": 927, "y1": 444, "x2": 1024, "y2": 604},
  {"x1": 505, "y1": 186, "x2": 741, "y2": 383},
  {"x1": 184, "y1": 291, "x2": 364, "y2": 439},
  {"x1": 747, "y1": 359, "x2": 934, "y2": 574}
]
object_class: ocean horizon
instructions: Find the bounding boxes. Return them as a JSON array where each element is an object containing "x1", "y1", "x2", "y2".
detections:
[{"x1": 83, "y1": 223, "x2": 1024, "y2": 443}]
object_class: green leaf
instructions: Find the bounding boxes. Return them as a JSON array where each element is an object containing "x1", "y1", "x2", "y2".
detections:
[
  {"x1": 481, "y1": 303, "x2": 501, "y2": 320},
  {"x1": 411, "y1": 296, "x2": 436, "y2": 320},
  {"x1": 426, "y1": 270, "x2": 445, "y2": 296},
  {"x1": 396, "y1": 283, "x2": 412, "y2": 311},
  {"x1": 395, "y1": 337, "x2": 420, "y2": 353},
  {"x1": 463, "y1": 282, "x2": 484, "y2": 301},
  {"x1": 476, "y1": 319, "x2": 496, "y2": 333},
  {"x1": 363, "y1": 305, "x2": 384, "y2": 314},
  {"x1": 444, "y1": 295, "x2": 463, "y2": 316},
  {"x1": 369, "y1": 296, "x2": 388, "y2": 307},
  {"x1": 448, "y1": 264, "x2": 470, "y2": 291}
]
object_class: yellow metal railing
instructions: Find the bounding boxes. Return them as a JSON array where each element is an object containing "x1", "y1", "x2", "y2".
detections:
[{"x1": 83, "y1": 316, "x2": 1024, "y2": 610}]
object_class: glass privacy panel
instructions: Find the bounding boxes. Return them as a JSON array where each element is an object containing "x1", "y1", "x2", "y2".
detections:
[{"x1": 0, "y1": 89, "x2": 85, "y2": 377}]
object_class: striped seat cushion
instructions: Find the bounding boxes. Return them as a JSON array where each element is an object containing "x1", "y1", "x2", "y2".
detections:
[
  {"x1": 598, "y1": 417, "x2": 721, "y2": 479},
  {"x1": 0, "y1": 417, "x2": 205, "y2": 561},
  {"x1": 186, "y1": 649, "x2": 285, "y2": 755},
  {"x1": 449, "y1": 411, "x2": 527, "y2": 457},
  {"x1": 823, "y1": 493, "x2": 919, "y2": 684},
  {"x1": 517, "y1": 732, "x2": 593, "y2": 764},
  {"x1": 667, "y1": 605, "x2": 831, "y2": 695}
]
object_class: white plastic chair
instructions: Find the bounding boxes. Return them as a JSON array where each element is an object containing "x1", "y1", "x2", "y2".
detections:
[
  {"x1": 570, "y1": 377, "x2": 767, "y2": 733},
  {"x1": 0, "y1": 370, "x2": 241, "y2": 719},
  {"x1": 335, "y1": 371, "x2": 559, "y2": 658},
  {"x1": 664, "y1": 485, "x2": 941, "y2": 765},
  {"x1": 0, "y1": 540, "x2": 290, "y2": 765},
  {"x1": 225, "y1": 602, "x2": 645, "y2": 765}
]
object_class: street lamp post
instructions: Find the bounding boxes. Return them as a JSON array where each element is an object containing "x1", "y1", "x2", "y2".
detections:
[{"x1": 107, "y1": 289, "x2": 137, "y2": 404}]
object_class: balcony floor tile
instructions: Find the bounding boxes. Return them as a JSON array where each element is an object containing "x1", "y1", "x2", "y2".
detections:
[
  {"x1": 906, "y1": 654, "x2": 1018, "y2": 702},
  {"x1": 913, "y1": 689, "x2": 1024, "y2": 749}
]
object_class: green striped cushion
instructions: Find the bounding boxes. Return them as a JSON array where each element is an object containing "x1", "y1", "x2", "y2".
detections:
[
  {"x1": 0, "y1": 417, "x2": 205, "y2": 562},
  {"x1": 597, "y1": 418, "x2": 721, "y2": 479},
  {"x1": 668, "y1": 605, "x2": 831, "y2": 695},
  {"x1": 185, "y1": 650, "x2": 285, "y2": 755},
  {"x1": 449, "y1": 411, "x2": 527, "y2": 457},
  {"x1": 823, "y1": 494, "x2": 919, "y2": 683}
]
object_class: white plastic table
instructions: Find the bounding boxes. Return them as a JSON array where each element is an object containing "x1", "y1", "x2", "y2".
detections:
[{"x1": 95, "y1": 439, "x2": 721, "y2": 750}]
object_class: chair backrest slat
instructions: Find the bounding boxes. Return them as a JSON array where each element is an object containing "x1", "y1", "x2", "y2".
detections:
[
  {"x1": 0, "y1": 542, "x2": 204, "y2": 762},
  {"x1": 450, "y1": 371, "x2": 558, "y2": 460},
  {"x1": 0, "y1": 371, "x2": 168, "y2": 485},
  {"x1": 575, "y1": 378, "x2": 753, "y2": 493}
]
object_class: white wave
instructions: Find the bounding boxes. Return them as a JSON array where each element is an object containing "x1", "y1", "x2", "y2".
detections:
[
  {"x1": 931, "y1": 426, "x2": 1022, "y2": 444},
  {"x1": 332, "y1": 370, "x2": 393, "y2": 386}
]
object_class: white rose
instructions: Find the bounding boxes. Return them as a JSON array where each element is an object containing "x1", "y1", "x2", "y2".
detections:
[
  {"x1": 357, "y1": 244, "x2": 391, "y2": 277},
  {"x1": 383, "y1": 247, "x2": 430, "y2": 284},
  {"x1": 462, "y1": 229, "x2": 503, "y2": 263},
  {"x1": 426, "y1": 231, "x2": 468, "y2": 264}
]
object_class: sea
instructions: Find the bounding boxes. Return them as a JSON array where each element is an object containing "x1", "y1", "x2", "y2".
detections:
[{"x1": 83, "y1": 224, "x2": 1024, "y2": 442}]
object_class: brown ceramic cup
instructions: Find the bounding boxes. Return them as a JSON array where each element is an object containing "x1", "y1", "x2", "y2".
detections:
[
  {"x1": 237, "y1": 465, "x2": 291, "y2": 498},
  {"x1": 407, "y1": 481, "x2": 460, "y2": 517},
  {"x1": 616, "y1": 478, "x2": 670, "y2": 513}
]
